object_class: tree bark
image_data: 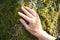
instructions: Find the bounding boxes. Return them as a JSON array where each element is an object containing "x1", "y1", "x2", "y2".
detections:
[{"x1": 0, "y1": 0, "x2": 60, "y2": 40}]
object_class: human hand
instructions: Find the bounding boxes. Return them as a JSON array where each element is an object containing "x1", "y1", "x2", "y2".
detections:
[
  {"x1": 18, "y1": 7, "x2": 56, "y2": 40},
  {"x1": 18, "y1": 7, "x2": 43, "y2": 37}
]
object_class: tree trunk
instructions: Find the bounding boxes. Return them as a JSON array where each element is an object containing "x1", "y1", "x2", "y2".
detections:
[{"x1": 0, "y1": 0, "x2": 60, "y2": 40}]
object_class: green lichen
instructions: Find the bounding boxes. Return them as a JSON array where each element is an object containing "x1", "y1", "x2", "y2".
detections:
[{"x1": 0, "y1": 0, "x2": 60, "y2": 40}]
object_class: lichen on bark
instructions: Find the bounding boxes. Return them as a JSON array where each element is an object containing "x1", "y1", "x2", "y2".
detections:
[{"x1": 0, "y1": 0, "x2": 60, "y2": 40}]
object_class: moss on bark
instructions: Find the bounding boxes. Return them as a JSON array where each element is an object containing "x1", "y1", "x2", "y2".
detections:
[{"x1": 0, "y1": 0, "x2": 60, "y2": 40}]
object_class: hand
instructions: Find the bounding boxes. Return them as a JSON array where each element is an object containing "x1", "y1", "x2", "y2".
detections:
[
  {"x1": 18, "y1": 7, "x2": 56, "y2": 40},
  {"x1": 18, "y1": 7, "x2": 43, "y2": 37}
]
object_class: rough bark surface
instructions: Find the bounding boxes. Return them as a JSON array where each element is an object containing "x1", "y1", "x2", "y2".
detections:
[{"x1": 0, "y1": 0, "x2": 60, "y2": 40}]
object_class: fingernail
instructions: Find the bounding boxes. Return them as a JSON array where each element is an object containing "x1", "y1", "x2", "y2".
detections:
[
  {"x1": 21, "y1": 6, "x2": 26, "y2": 9},
  {"x1": 21, "y1": 6, "x2": 24, "y2": 9},
  {"x1": 18, "y1": 12, "x2": 22, "y2": 14},
  {"x1": 19, "y1": 19, "x2": 22, "y2": 21},
  {"x1": 19, "y1": 19, "x2": 21, "y2": 21},
  {"x1": 18, "y1": 12, "x2": 20, "y2": 14}
]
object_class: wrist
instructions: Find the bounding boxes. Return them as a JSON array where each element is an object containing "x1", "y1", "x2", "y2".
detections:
[{"x1": 37, "y1": 30, "x2": 56, "y2": 40}]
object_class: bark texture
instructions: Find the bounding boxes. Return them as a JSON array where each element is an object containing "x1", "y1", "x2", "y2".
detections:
[{"x1": 0, "y1": 0, "x2": 60, "y2": 40}]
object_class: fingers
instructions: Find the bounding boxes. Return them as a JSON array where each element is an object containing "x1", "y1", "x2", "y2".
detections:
[
  {"x1": 21, "y1": 7, "x2": 33, "y2": 18},
  {"x1": 19, "y1": 19, "x2": 30, "y2": 30},
  {"x1": 18, "y1": 12, "x2": 31, "y2": 22},
  {"x1": 25, "y1": 7, "x2": 37, "y2": 17}
]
